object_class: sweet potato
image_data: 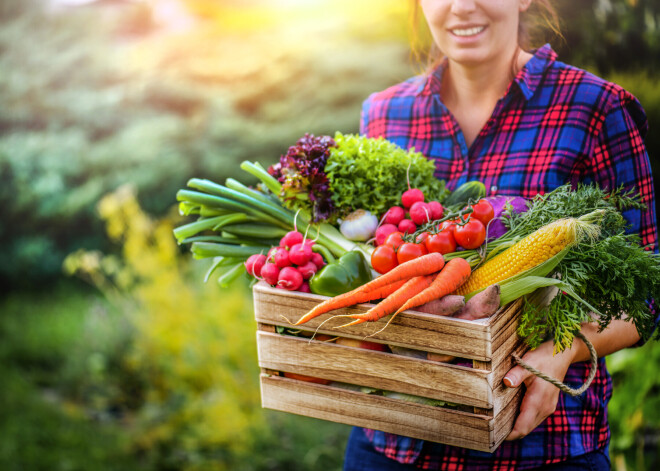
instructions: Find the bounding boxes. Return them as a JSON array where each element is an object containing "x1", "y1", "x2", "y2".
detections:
[
  {"x1": 415, "y1": 295, "x2": 465, "y2": 316},
  {"x1": 453, "y1": 284, "x2": 501, "y2": 320},
  {"x1": 427, "y1": 352, "x2": 456, "y2": 363},
  {"x1": 389, "y1": 345, "x2": 428, "y2": 359}
]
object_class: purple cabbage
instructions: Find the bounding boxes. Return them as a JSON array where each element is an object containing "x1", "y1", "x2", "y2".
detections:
[
  {"x1": 485, "y1": 196, "x2": 529, "y2": 240},
  {"x1": 268, "y1": 134, "x2": 336, "y2": 222}
]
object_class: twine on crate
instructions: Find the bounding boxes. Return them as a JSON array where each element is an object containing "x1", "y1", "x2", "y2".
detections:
[{"x1": 511, "y1": 331, "x2": 598, "y2": 396}]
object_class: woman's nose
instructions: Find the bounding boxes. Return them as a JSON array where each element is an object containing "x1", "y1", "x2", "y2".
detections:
[{"x1": 450, "y1": 0, "x2": 477, "y2": 15}]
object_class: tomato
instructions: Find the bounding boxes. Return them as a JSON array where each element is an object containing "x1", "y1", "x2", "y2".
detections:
[
  {"x1": 454, "y1": 219, "x2": 486, "y2": 249},
  {"x1": 425, "y1": 230, "x2": 457, "y2": 254},
  {"x1": 469, "y1": 199, "x2": 495, "y2": 226},
  {"x1": 439, "y1": 219, "x2": 457, "y2": 234},
  {"x1": 384, "y1": 231, "x2": 405, "y2": 251},
  {"x1": 415, "y1": 231, "x2": 430, "y2": 245},
  {"x1": 371, "y1": 245, "x2": 398, "y2": 274},
  {"x1": 396, "y1": 242, "x2": 427, "y2": 264}
]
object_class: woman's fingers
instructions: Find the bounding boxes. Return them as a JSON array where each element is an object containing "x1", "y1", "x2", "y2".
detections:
[
  {"x1": 503, "y1": 364, "x2": 531, "y2": 388},
  {"x1": 505, "y1": 376, "x2": 559, "y2": 440},
  {"x1": 503, "y1": 341, "x2": 573, "y2": 441}
]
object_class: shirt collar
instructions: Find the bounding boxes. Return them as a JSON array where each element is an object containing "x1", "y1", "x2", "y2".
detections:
[{"x1": 417, "y1": 44, "x2": 557, "y2": 101}]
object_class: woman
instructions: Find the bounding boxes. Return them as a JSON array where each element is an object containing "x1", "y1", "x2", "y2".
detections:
[{"x1": 343, "y1": 0, "x2": 658, "y2": 469}]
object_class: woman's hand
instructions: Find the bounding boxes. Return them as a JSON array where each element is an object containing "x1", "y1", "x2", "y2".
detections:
[
  {"x1": 503, "y1": 339, "x2": 575, "y2": 441},
  {"x1": 503, "y1": 319, "x2": 641, "y2": 441}
]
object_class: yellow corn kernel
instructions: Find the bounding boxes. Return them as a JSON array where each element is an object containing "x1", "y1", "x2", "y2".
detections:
[{"x1": 456, "y1": 218, "x2": 580, "y2": 295}]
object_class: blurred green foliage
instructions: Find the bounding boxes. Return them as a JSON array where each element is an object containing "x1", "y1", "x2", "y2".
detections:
[
  {"x1": 554, "y1": 0, "x2": 660, "y2": 74},
  {"x1": 608, "y1": 341, "x2": 660, "y2": 471},
  {"x1": 0, "y1": 0, "x2": 411, "y2": 288},
  {"x1": 0, "y1": 184, "x2": 352, "y2": 470}
]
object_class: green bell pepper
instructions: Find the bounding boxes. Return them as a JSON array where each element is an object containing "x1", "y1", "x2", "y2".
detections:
[{"x1": 309, "y1": 250, "x2": 373, "y2": 297}]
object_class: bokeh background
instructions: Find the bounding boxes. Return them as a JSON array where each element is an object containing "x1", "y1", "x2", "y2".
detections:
[{"x1": 1, "y1": 1, "x2": 658, "y2": 470}]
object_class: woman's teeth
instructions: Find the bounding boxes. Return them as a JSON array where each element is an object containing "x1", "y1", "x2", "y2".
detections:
[{"x1": 452, "y1": 26, "x2": 485, "y2": 37}]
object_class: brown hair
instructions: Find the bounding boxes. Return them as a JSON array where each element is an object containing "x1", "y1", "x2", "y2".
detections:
[{"x1": 410, "y1": 0, "x2": 562, "y2": 71}]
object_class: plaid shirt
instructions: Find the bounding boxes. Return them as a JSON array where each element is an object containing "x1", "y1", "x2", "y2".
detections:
[{"x1": 359, "y1": 44, "x2": 658, "y2": 470}]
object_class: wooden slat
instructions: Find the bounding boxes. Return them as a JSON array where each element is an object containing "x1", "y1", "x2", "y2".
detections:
[
  {"x1": 491, "y1": 387, "x2": 524, "y2": 448},
  {"x1": 257, "y1": 331, "x2": 493, "y2": 408},
  {"x1": 471, "y1": 359, "x2": 494, "y2": 417},
  {"x1": 261, "y1": 374, "x2": 497, "y2": 452},
  {"x1": 253, "y1": 282, "x2": 492, "y2": 361},
  {"x1": 492, "y1": 330, "x2": 528, "y2": 382},
  {"x1": 487, "y1": 299, "x2": 522, "y2": 341}
]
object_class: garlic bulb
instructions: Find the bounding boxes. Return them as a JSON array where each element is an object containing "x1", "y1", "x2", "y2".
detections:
[{"x1": 339, "y1": 209, "x2": 379, "y2": 242}]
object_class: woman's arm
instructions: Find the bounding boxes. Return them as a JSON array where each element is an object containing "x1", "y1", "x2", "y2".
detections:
[{"x1": 504, "y1": 319, "x2": 641, "y2": 441}]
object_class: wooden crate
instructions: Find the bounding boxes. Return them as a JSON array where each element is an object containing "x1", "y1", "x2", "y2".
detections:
[{"x1": 252, "y1": 281, "x2": 534, "y2": 452}]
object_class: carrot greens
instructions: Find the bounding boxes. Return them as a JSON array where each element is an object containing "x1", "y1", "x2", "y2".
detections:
[{"x1": 507, "y1": 185, "x2": 660, "y2": 351}]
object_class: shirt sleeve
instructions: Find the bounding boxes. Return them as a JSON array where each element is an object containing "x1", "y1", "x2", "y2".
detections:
[
  {"x1": 359, "y1": 94, "x2": 376, "y2": 137},
  {"x1": 590, "y1": 89, "x2": 659, "y2": 345},
  {"x1": 591, "y1": 89, "x2": 657, "y2": 248}
]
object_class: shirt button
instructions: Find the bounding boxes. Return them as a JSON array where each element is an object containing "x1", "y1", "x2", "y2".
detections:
[{"x1": 490, "y1": 185, "x2": 498, "y2": 195}]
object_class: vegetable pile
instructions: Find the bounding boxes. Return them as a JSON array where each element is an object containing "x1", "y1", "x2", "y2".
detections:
[{"x1": 174, "y1": 133, "x2": 660, "y2": 354}]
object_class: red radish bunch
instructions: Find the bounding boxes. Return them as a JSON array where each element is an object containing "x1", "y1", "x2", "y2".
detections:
[
  {"x1": 398, "y1": 218, "x2": 417, "y2": 234},
  {"x1": 374, "y1": 172, "x2": 444, "y2": 243},
  {"x1": 244, "y1": 254, "x2": 267, "y2": 277},
  {"x1": 245, "y1": 230, "x2": 326, "y2": 291},
  {"x1": 382, "y1": 206, "x2": 405, "y2": 226},
  {"x1": 401, "y1": 188, "x2": 424, "y2": 208},
  {"x1": 409, "y1": 201, "x2": 431, "y2": 225},
  {"x1": 375, "y1": 194, "x2": 445, "y2": 244}
]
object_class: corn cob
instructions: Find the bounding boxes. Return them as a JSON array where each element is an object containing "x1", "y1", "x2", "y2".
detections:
[{"x1": 456, "y1": 217, "x2": 596, "y2": 295}]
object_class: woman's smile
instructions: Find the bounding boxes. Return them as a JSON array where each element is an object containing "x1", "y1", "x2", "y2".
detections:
[
  {"x1": 449, "y1": 25, "x2": 486, "y2": 38},
  {"x1": 421, "y1": 0, "x2": 528, "y2": 68}
]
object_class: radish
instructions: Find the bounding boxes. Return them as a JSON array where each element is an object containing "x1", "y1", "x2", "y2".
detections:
[
  {"x1": 382, "y1": 206, "x2": 405, "y2": 226},
  {"x1": 375, "y1": 224, "x2": 398, "y2": 246},
  {"x1": 289, "y1": 241, "x2": 312, "y2": 265},
  {"x1": 278, "y1": 266, "x2": 303, "y2": 291},
  {"x1": 310, "y1": 252, "x2": 325, "y2": 269},
  {"x1": 273, "y1": 247, "x2": 292, "y2": 268},
  {"x1": 398, "y1": 218, "x2": 417, "y2": 234},
  {"x1": 244, "y1": 254, "x2": 266, "y2": 277},
  {"x1": 280, "y1": 230, "x2": 304, "y2": 250},
  {"x1": 409, "y1": 201, "x2": 431, "y2": 225},
  {"x1": 427, "y1": 201, "x2": 444, "y2": 220},
  {"x1": 261, "y1": 262, "x2": 280, "y2": 286},
  {"x1": 401, "y1": 159, "x2": 425, "y2": 209},
  {"x1": 401, "y1": 188, "x2": 424, "y2": 208},
  {"x1": 296, "y1": 261, "x2": 318, "y2": 280},
  {"x1": 299, "y1": 282, "x2": 311, "y2": 293},
  {"x1": 267, "y1": 246, "x2": 280, "y2": 260}
]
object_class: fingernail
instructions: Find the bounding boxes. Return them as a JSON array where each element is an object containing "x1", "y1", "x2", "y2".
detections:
[{"x1": 503, "y1": 376, "x2": 514, "y2": 388}]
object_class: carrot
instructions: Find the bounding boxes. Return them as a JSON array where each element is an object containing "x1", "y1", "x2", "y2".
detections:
[
  {"x1": 294, "y1": 253, "x2": 444, "y2": 326},
  {"x1": 339, "y1": 274, "x2": 436, "y2": 328},
  {"x1": 293, "y1": 279, "x2": 407, "y2": 325},
  {"x1": 360, "y1": 252, "x2": 444, "y2": 293},
  {"x1": 392, "y1": 257, "x2": 472, "y2": 317}
]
